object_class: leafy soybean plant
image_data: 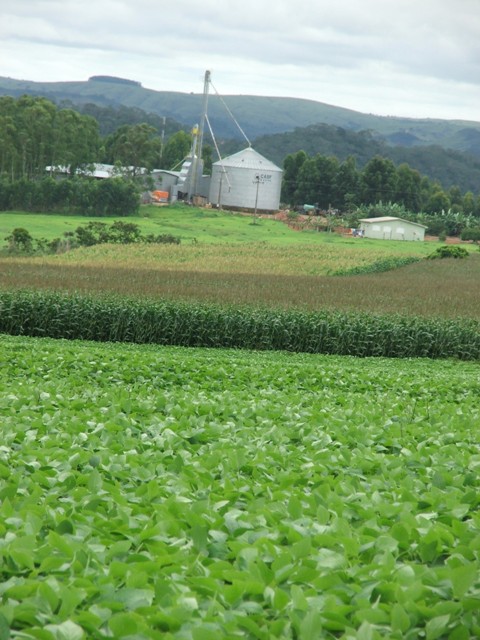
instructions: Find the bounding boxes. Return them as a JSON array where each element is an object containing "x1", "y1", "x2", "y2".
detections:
[{"x1": 1, "y1": 335, "x2": 480, "y2": 639}]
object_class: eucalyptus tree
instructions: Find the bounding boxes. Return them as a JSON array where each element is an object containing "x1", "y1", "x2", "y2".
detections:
[
  {"x1": 333, "y1": 156, "x2": 360, "y2": 210},
  {"x1": 395, "y1": 163, "x2": 422, "y2": 212},
  {"x1": 296, "y1": 157, "x2": 321, "y2": 205},
  {"x1": 281, "y1": 150, "x2": 307, "y2": 205},
  {"x1": 360, "y1": 156, "x2": 397, "y2": 205},
  {"x1": 105, "y1": 123, "x2": 161, "y2": 176},
  {"x1": 314, "y1": 155, "x2": 339, "y2": 209},
  {"x1": 160, "y1": 130, "x2": 192, "y2": 171},
  {"x1": 16, "y1": 95, "x2": 56, "y2": 178},
  {"x1": 51, "y1": 108, "x2": 100, "y2": 174}
]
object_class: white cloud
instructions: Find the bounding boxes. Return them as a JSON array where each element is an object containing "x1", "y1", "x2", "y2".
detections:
[{"x1": 1, "y1": 0, "x2": 480, "y2": 121}]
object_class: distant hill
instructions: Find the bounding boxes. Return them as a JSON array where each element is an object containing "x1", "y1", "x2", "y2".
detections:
[
  {"x1": 252, "y1": 124, "x2": 480, "y2": 192},
  {"x1": 1, "y1": 75, "x2": 480, "y2": 158}
]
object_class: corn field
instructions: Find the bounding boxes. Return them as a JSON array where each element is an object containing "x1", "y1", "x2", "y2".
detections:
[{"x1": 1, "y1": 290, "x2": 479, "y2": 360}]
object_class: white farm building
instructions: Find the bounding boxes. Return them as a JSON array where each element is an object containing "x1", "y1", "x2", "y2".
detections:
[
  {"x1": 209, "y1": 147, "x2": 282, "y2": 212},
  {"x1": 359, "y1": 217, "x2": 427, "y2": 241}
]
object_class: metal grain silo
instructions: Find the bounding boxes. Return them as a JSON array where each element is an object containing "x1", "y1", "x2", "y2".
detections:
[{"x1": 209, "y1": 147, "x2": 282, "y2": 212}]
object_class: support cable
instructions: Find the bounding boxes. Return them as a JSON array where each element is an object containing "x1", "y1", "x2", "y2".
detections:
[
  {"x1": 205, "y1": 114, "x2": 231, "y2": 188},
  {"x1": 210, "y1": 80, "x2": 251, "y2": 147}
]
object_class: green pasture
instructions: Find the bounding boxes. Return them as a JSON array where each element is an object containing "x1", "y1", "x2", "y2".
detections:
[
  {"x1": 1, "y1": 334, "x2": 480, "y2": 638},
  {"x1": 0, "y1": 205, "x2": 436, "y2": 254},
  {"x1": 0, "y1": 211, "x2": 162, "y2": 243}
]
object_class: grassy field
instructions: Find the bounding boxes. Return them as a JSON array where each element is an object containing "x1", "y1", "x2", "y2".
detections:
[
  {"x1": 0, "y1": 204, "x2": 438, "y2": 251},
  {"x1": 0, "y1": 206, "x2": 316, "y2": 245},
  {"x1": 1, "y1": 334, "x2": 480, "y2": 638}
]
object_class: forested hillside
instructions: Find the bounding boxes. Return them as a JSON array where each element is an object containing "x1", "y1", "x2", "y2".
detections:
[
  {"x1": 252, "y1": 125, "x2": 480, "y2": 192},
  {"x1": 1, "y1": 75, "x2": 480, "y2": 156}
]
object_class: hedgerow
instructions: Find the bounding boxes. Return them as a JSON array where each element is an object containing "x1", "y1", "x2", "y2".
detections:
[
  {"x1": 331, "y1": 255, "x2": 421, "y2": 276},
  {"x1": 0, "y1": 289, "x2": 479, "y2": 360}
]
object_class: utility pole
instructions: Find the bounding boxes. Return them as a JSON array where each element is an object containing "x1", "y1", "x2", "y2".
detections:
[{"x1": 253, "y1": 174, "x2": 260, "y2": 225}]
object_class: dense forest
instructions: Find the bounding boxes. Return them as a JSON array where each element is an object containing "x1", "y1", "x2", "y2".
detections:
[
  {"x1": 253, "y1": 124, "x2": 480, "y2": 194},
  {"x1": 1, "y1": 95, "x2": 480, "y2": 234},
  {"x1": 0, "y1": 95, "x2": 202, "y2": 180}
]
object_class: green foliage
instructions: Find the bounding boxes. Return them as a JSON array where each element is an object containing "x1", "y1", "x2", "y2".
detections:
[
  {"x1": 160, "y1": 130, "x2": 193, "y2": 170},
  {"x1": 2, "y1": 220, "x2": 181, "y2": 254},
  {"x1": 361, "y1": 156, "x2": 397, "y2": 205},
  {"x1": 70, "y1": 220, "x2": 180, "y2": 248},
  {"x1": 0, "y1": 290, "x2": 479, "y2": 359},
  {"x1": 352, "y1": 202, "x2": 415, "y2": 221},
  {"x1": 4, "y1": 227, "x2": 33, "y2": 253},
  {"x1": 461, "y1": 227, "x2": 480, "y2": 243},
  {"x1": 76, "y1": 101, "x2": 183, "y2": 137},
  {"x1": 0, "y1": 95, "x2": 99, "y2": 180},
  {"x1": 280, "y1": 149, "x2": 480, "y2": 229},
  {"x1": 1, "y1": 334, "x2": 480, "y2": 637},
  {"x1": 332, "y1": 255, "x2": 421, "y2": 276},
  {"x1": 0, "y1": 176, "x2": 139, "y2": 216},
  {"x1": 427, "y1": 245, "x2": 470, "y2": 260},
  {"x1": 103, "y1": 123, "x2": 161, "y2": 174},
  {"x1": 281, "y1": 150, "x2": 308, "y2": 204}
]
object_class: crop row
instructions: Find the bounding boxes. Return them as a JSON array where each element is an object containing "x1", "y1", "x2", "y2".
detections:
[{"x1": 1, "y1": 289, "x2": 479, "y2": 359}]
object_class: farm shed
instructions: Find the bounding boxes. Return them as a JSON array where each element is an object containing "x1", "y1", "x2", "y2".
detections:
[
  {"x1": 209, "y1": 147, "x2": 282, "y2": 212},
  {"x1": 359, "y1": 217, "x2": 427, "y2": 241}
]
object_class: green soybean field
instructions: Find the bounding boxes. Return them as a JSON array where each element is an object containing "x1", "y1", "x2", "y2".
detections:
[{"x1": 1, "y1": 335, "x2": 480, "y2": 639}]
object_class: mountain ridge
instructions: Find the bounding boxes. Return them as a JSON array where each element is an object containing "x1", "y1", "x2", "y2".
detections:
[{"x1": 1, "y1": 75, "x2": 480, "y2": 157}]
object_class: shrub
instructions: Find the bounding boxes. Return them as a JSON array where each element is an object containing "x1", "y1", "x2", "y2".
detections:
[
  {"x1": 461, "y1": 227, "x2": 480, "y2": 243},
  {"x1": 427, "y1": 245, "x2": 469, "y2": 260},
  {"x1": 4, "y1": 227, "x2": 34, "y2": 253}
]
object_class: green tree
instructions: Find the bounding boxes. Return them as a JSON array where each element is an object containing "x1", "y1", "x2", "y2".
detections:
[
  {"x1": 105, "y1": 123, "x2": 161, "y2": 176},
  {"x1": 17, "y1": 96, "x2": 57, "y2": 178},
  {"x1": 296, "y1": 158, "x2": 320, "y2": 205},
  {"x1": 426, "y1": 190, "x2": 450, "y2": 214},
  {"x1": 333, "y1": 156, "x2": 360, "y2": 210},
  {"x1": 281, "y1": 150, "x2": 307, "y2": 204},
  {"x1": 395, "y1": 163, "x2": 422, "y2": 212},
  {"x1": 314, "y1": 155, "x2": 339, "y2": 209},
  {"x1": 361, "y1": 156, "x2": 397, "y2": 204},
  {"x1": 161, "y1": 130, "x2": 192, "y2": 170},
  {"x1": 448, "y1": 185, "x2": 463, "y2": 208},
  {"x1": 0, "y1": 97, "x2": 18, "y2": 179},
  {"x1": 51, "y1": 109, "x2": 100, "y2": 174},
  {"x1": 5, "y1": 227, "x2": 33, "y2": 252},
  {"x1": 202, "y1": 144, "x2": 213, "y2": 175},
  {"x1": 462, "y1": 191, "x2": 476, "y2": 216}
]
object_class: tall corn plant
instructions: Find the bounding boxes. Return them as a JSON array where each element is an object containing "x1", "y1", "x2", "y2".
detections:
[{"x1": 0, "y1": 290, "x2": 479, "y2": 360}]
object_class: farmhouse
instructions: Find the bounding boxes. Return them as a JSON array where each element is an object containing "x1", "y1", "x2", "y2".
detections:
[{"x1": 359, "y1": 216, "x2": 427, "y2": 241}]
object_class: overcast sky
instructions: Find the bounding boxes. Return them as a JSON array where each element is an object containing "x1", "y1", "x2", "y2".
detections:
[{"x1": 1, "y1": 0, "x2": 480, "y2": 122}]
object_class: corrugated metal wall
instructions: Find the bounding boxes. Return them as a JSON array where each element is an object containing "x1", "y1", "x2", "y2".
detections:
[{"x1": 209, "y1": 148, "x2": 282, "y2": 211}]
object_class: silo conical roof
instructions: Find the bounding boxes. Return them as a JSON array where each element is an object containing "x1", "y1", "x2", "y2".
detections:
[{"x1": 213, "y1": 147, "x2": 281, "y2": 171}]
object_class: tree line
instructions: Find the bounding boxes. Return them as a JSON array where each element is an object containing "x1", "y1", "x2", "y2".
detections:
[
  {"x1": 0, "y1": 177, "x2": 139, "y2": 216},
  {"x1": 0, "y1": 95, "x2": 208, "y2": 182},
  {"x1": 282, "y1": 151, "x2": 480, "y2": 217}
]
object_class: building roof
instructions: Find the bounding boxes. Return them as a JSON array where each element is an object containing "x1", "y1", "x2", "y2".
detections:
[
  {"x1": 46, "y1": 163, "x2": 150, "y2": 178},
  {"x1": 213, "y1": 146, "x2": 282, "y2": 172},
  {"x1": 359, "y1": 216, "x2": 427, "y2": 228},
  {"x1": 151, "y1": 169, "x2": 181, "y2": 178}
]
